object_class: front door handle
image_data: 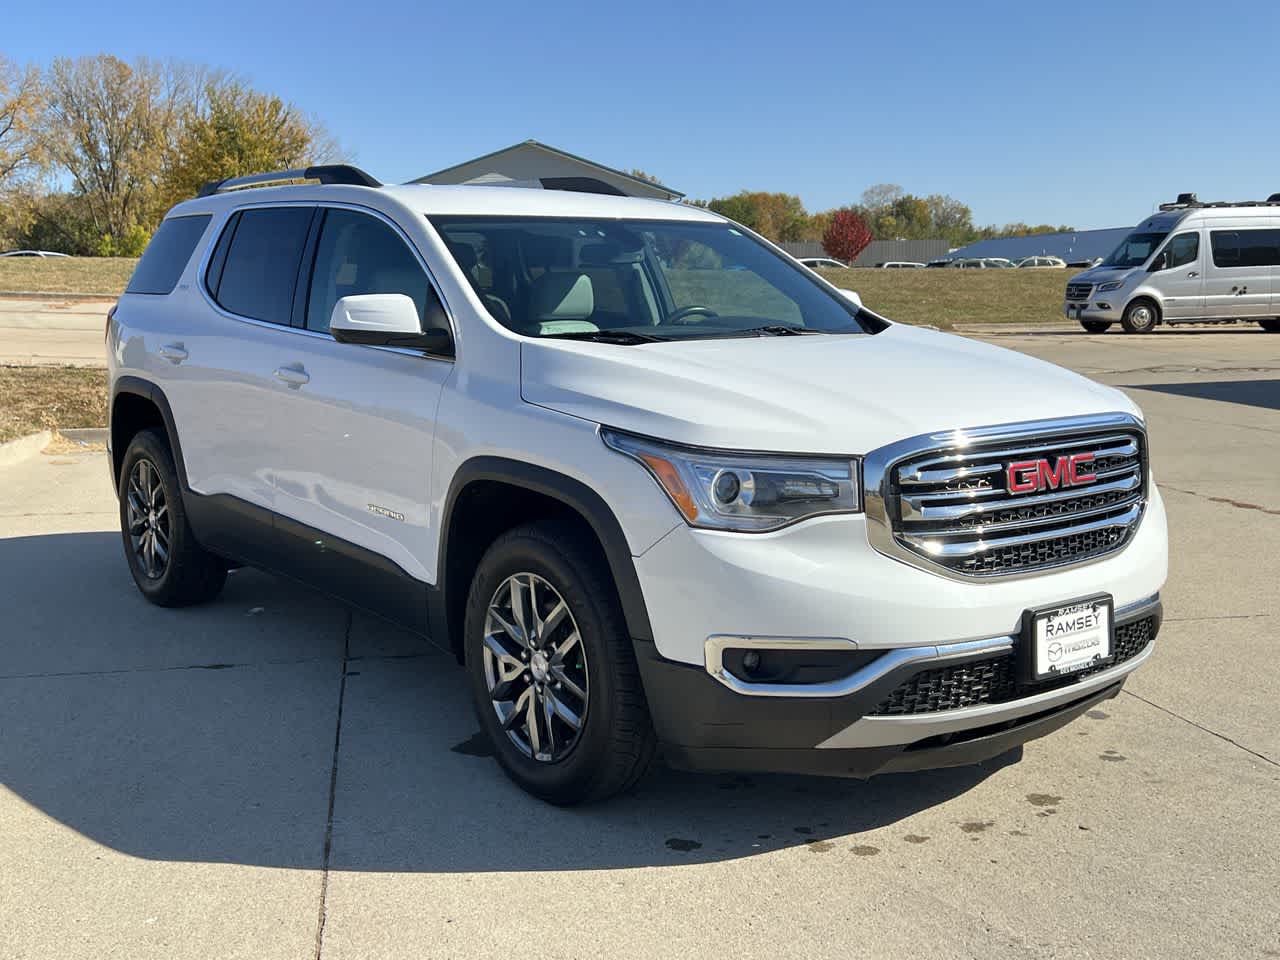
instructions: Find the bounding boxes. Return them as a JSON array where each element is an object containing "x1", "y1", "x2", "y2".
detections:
[
  {"x1": 158, "y1": 343, "x2": 188, "y2": 364},
  {"x1": 1187, "y1": 271, "x2": 1198, "y2": 278},
  {"x1": 273, "y1": 364, "x2": 310, "y2": 388}
]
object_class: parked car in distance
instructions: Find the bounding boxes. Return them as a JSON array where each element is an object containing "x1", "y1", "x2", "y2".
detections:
[
  {"x1": 950, "y1": 257, "x2": 1015, "y2": 269},
  {"x1": 1065, "y1": 191, "x2": 1280, "y2": 334},
  {"x1": 1016, "y1": 256, "x2": 1067, "y2": 269},
  {"x1": 926, "y1": 258, "x2": 953, "y2": 268},
  {"x1": 0, "y1": 249, "x2": 72, "y2": 258},
  {"x1": 797, "y1": 257, "x2": 849, "y2": 270},
  {"x1": 106, "y1": 164, "x2": 1168, "y2": 803},
  {"x1": 878, "y1": 261, "x2": 925, "y2": 269}
]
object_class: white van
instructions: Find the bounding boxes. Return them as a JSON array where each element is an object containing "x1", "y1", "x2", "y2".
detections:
[{"x1": 1065, "y1": 193, "x2": 1280, "y2": 333}]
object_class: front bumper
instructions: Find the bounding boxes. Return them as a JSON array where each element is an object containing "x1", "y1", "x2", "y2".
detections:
[
  {"x1": 1064, "y1": 299, "x2": 1123, "y2": 322},
  {"x1": 636, "y1": 594, "x2": 1160, "y2": 778}
]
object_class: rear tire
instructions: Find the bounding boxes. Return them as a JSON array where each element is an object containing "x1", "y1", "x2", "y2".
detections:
[
  {"x1": 1260, "y1": 318, "x2": 1280, "y2": 333},
  {"x1": 463, "y1": 520, "x2": 656, "y2": 804},
  {"x1": 1121, "y1": 299, "x2": 1159, "y2": 334},
  {"x1": 1080, "y1": 320, "x2": 1112, "y2": 333},
  {"x1": 118, "y1": 429, "x2": 227, "y2": 607}
]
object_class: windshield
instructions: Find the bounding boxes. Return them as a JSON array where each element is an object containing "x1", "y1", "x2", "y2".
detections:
[
  {"x1": 1103, "y1": 231, "x2": 1168, "y2": 268},
  {"x1": 428, "y1": 216, "x2": 871, "y2": 342}
]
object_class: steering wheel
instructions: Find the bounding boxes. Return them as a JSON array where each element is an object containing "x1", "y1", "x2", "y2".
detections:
[{"x1": 666, "y1": 305, "x2": 719, "y2": 325}]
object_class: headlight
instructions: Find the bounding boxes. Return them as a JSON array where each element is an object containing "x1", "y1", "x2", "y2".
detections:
[
  {"x1": 601, "y1": 428, "x2": 861, "y2": 531},
  {"x1": 1097, "y1": 280, "x2": 1125, "y2": 292}
]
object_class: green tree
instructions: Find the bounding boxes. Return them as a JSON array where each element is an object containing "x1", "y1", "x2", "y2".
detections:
[
  {"x1": 159, "y1": 78, "x2": 336, "y2": 210},
  {"x1": 37, "y1": 55, "x2": 193, "y2": 249},
  {"x1": 706, "y1": 190, "x2": 810, "y2": 242}
]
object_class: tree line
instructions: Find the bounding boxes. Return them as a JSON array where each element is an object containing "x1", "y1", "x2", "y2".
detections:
[
  {"x1": 0, "y1": 53, "x2": 334, "y2": 255},
  {"x1": 694, "y1": 183, "x2": 1074, "y2": 250}
]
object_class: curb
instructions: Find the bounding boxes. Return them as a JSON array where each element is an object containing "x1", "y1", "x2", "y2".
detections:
[
  {"x1": 0, "y1": 291, "x2": 119, "y2": 303},
  {"x1": 0, "y1": 430, "x2": 52, "y2": 468}
]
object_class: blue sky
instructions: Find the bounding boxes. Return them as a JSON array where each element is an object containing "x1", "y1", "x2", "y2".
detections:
[{"x1": 7, "y1": 0, "x2": 1280, "y2": 229}]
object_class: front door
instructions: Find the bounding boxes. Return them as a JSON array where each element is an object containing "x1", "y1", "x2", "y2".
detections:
[
  {"x1": 268, "y1": 206, "x2": 453, "y2": 626},
  {"x1": 1150, "y1": 230, "x2": 1204, "y2": 320}
]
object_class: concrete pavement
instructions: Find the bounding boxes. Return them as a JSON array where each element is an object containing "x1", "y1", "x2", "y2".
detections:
[
  {"x1": 0, "y1": 296, "x2": 115, "y2": 366},
  {"x1": 0, "y1": 329, "x2": 1277, "y2": 959}
]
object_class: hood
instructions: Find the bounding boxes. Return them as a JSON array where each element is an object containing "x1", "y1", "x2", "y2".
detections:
[
  {"x1": 520, "y1": 324, "x2": 1139, "y2": 454},
  {"x1": 1073, "y1": 265, "x2": 1139, "y2": 285}
]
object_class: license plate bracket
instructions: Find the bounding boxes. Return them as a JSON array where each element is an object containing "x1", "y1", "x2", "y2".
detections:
[{"x1": 1021, "y1": 594, "x2": 1113, "y2": 682}]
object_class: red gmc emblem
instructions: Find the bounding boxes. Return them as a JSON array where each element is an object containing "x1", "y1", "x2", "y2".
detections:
[{"x1": 1007, "y1": 453, "x2": 1097, "y2": 494}]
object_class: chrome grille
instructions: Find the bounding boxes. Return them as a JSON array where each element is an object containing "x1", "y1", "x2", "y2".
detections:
[
  {"x1": 882, "y1": 422, "x2": 1146, "y2": 578},
  {"x1": 1065, "y1": 282, "x2": 1092, "y2": 301}
]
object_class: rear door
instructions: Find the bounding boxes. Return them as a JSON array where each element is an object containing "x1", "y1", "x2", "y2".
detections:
[
  {"x1": 1204, "y1": 224, "x2": 1276, "y2": 318},
  {"x1": 267, "y1": 205, "x2": 453, "y2": 614},
  {"x1": 1150, "y1": 230, "x2": 1205, "y2": 320},
  {"x1": 158, "y1": 204, "x2": 315, "y2": 531}
]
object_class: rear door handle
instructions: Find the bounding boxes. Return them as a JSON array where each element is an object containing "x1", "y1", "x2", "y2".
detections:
[
  {"x1": 158, "y1": 343, "x2": 188, "y2": 363},
  {"x1": 273, "y1": 364, "x2": 310, "y2": 388},
  {"x1": 1187, "y1": 271, "x2": 1198, "y2": 278}
]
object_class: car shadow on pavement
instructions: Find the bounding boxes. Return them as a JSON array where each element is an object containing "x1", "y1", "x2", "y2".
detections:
[
  {"x1": 0, "y1": 531, "x2": 1015, "y2": 873},
  {"x1": 1124, "y1": 378, "x2": 1280, "y2": 412}
]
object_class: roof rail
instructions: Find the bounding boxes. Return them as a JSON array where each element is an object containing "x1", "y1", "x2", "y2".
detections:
[
  {"x1": 196, "y1": 164, "x2": 381, "y2": 198},
  {"x1": 1158, "y1": 191, "x2": 1280, "y2": 212}
]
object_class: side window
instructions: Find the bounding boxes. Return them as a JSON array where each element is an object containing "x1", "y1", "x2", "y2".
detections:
[
  {"x1": 1166, "y1": 232, "x2": 1199, "y2": 269},
  {"x1": 126, "y1": 215, "x2": 211, "y2": 295},
  {"x1": 1212, "y1": 229, "x2": 1280, "y2": 269},
  {"x1": 306, "y1": 209, "x2": 442, "y2": 334},
  {"x1": 211, "y1": 207, "x2": 314, "y2": 325}
]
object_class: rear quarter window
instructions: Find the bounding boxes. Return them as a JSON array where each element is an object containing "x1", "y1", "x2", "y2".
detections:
[{"x1": 125, "y1": 215, "x2": 212, "y2": 295}]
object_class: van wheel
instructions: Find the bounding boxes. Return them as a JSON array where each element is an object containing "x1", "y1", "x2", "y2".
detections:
[
  {"x1": 463, "y1": 520, "x2": 656, "y2": 804},
  {"x1": 1260, "y1": 318, "x2": 1280, "y2": 333},
  {"x1": 119, "y1": 429, "x2": 227, "y2": 606},
  {"x1": 1080, "y1": 320, "x2": 1112, "y2": 333},
  {"x1": 1121, "y1": 300, "x2": 1159, "y2": 334}
]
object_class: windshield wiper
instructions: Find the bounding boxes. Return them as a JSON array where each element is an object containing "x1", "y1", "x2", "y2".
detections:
[
  {"x1": 543, "y1": 329, "x2": 669, "y2": 344},
  {"x1": 738, "y1": 324, "x2": 824, "y2": 336}
]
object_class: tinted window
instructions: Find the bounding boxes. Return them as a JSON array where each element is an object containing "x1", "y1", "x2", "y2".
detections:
[
  {"x1": 212, "y1": 207, "x2": 313, "y2": 324},
  {"x1": 126, "y1": 215, "x2": 211, "y2": 295},
  {"x1": 1211, "y1": 229, "x2": 1280, "y2": 268},
  {"x1": 1166, "y1": 232, "x2": 1199, "y2": 269},
  {"x1": 306, "y1": 209, "x2": 441, "y2": 334}
]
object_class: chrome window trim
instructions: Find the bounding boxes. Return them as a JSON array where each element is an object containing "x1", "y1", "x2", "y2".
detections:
[
  {"x1": 195, "y1": 198, "x2": 457, "y2": 364},
  {"x1": 863, "y1": 412, "x2": 1148, "y2": 583}
]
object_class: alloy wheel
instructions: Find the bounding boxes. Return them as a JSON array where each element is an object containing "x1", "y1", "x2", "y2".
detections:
[
  {"x1": 482, "y1": 572, "x2": 589, "y2": 762},
  {"x1": 126, "y1": 458, "x2": 170, "y2": 580}
]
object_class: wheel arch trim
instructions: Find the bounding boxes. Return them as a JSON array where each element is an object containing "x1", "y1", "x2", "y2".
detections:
[
  {"x1": 435, "y1": 456, "x2": 655, "y2": 651},
  {"x1": 109, "y1": 376, "x2": 190, "y2": 495}
]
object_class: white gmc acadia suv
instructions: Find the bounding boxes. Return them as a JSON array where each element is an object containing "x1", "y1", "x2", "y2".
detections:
[{"x1": 106, "y1": 165, "x2": 1169, "y2": 803}]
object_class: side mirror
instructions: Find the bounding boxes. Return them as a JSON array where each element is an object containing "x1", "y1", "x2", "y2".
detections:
[
  {"x1": 1149, "y1": 250, "x2": 1170, "y2": 272},
  {"x1": 329, "y1": 294, "x2": 453, "y2": 355},
  {"x1": 839, "y1": 288, "x2": 863, "y2": 307}
]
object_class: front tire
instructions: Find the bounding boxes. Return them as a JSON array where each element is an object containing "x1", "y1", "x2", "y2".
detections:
[
  {"x1": 118, "y1": 429, "x2": 227, "y2": 606},
  {"x1": 1080, "y1": 320, "x2": 1112, "y2": 333},
  {"x1": 1260, "y1": 318, "x2": 1279, "y2": 333},
  {"x1": 1121, "y1": 299, "x2": 1159, "y2": 334},
  {"x1": 464, "y1": 521, "x2": 656, "y2": 804}
]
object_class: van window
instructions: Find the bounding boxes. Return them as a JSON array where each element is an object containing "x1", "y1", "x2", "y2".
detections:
[
  {"x1": 305, "y1": 209, "x2": 443, "y2": 334},
  {"x1": 1210, "y1": 229, "x2": 1280, "y2": 269},
  {"x1": 125, "y1": 215, "x2": 211, "y2": 295},
  {"x1": 1166, "y1": 232, "x2": 1199, "y2": 269},
  {"x1": 211, "y1": 207, "x2": 314, "y2": 325}
]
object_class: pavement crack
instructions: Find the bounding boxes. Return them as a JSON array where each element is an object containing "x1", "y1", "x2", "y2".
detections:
[
  {"x1": 314, "y1": 609, "x2": 352, "y2": 960},
  {"x1": 0, "y1": 656, "x2": 337, "y2": 682},
  {"x1": 1122, "y1": 689, "x2": 1279, "y2": 768},
  {"x1": 1157, "y1": 484, "x2": 1280, "y2": 516}
]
